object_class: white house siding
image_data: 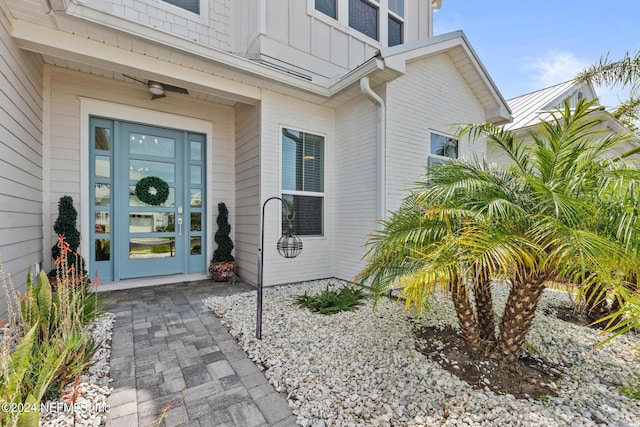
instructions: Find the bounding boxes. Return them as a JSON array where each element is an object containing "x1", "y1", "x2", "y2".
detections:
[
  {"x1": 0, "y1": 6, "x2": 43, "y2": 319},
  {"x1": 46, "y1": 66, "x2": 236, "y2": 277},
  {"x1": 257, "y1": 0, "x2": 381, "y2": 82},
  {"x1": 234, "y1": 102, "x2": 260, "y2": 285},
  {"x1": 384, "y1": 54, "x2": 487, "y2": 212},
  {"x1": 105, "y1": 0, "x2": 232, "y2": 51},
  {"x1": 333, "y1": 94, "x2": 379, "y2": 282},
  {"x1": 259, "y1": 90, "x2": 335, "y2": 286}
]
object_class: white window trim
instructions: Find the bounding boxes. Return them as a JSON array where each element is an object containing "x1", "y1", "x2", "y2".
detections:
[
  {"x1": 279, "y1": 125, "x2": 327, "y2": 238},
  {"x1": 307, "y1": 0, "x2": 405, "y2": 47},
  {"x1": 428, "y1": 131, "x2": 459, "y2": 163}
]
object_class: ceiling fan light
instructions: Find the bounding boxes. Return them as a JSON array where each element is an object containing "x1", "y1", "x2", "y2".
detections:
[{"x1": 148, "y1": 81, "x2": 165, "y2": 96}]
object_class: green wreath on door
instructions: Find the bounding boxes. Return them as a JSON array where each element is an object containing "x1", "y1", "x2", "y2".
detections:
[{"x1": 135, "y1": 176, "x2": 169, "y2": 206}]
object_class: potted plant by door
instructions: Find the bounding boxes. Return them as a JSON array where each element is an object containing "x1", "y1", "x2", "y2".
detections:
[{"x1": 209, "y1": 202, "x2": 237, "y2": 281}]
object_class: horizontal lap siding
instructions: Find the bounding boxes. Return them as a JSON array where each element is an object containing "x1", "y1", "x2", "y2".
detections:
[
  {"x1": 0, "y1": 8, "x2": 44, "y2": 319},
  {"x1": 47, "y1": 67, "x2": 235, "y2": 274},
  {"x1": 385, "y1": 54, "x2": 487, "y2": 212},
  {"x1": 234, "y1": 103, "x2": 260, "y2": 285},
  {"x1": 260, "y1": 91, "x2": 335, "y2": 286},
  {"x1": 334, "y1": 96, "x2": 379, "y2": 282}
]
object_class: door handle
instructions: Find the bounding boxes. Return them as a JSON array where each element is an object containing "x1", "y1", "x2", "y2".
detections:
[{"x1": 177, "y1": 218, "x2": 183, "y2": 236}]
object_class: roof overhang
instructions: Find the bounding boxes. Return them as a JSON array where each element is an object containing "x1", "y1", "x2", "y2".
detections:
[{"x1": 8, "y1": 3, "x2": 511, "y2": 117}]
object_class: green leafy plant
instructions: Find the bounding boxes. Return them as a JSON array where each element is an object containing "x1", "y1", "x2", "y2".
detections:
[
  {"x1": 620, "y1": 378, "x2": 640, "y2": 399},
  {"x1": 0, "y1": 235, "x2": 102, "y2": 425},
  {"x1": 295, "y1": 284, "x2": 366, "y2": 314}
]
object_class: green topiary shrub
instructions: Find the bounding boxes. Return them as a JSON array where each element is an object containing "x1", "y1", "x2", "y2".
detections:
[
  {"x1": 212, "y1": 202, "x2": 235, "y2": 262},
  {"x1": 50, "y1": 196, "x2": 85, "y2": 277}
]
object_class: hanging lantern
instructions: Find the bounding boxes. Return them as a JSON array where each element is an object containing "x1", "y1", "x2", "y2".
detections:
[{"x1": 277, "y1": 223, "x2": 303, "y2": 258}]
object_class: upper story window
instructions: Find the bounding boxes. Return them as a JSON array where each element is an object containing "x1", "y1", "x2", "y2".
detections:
[
  {"x1": 316, "y1": 0, "x2": 337, "y2": 19},
  {"x1": 349, "y1": 0, "x2": 379, "y2": 41},
  {"x1": 162, "y1": 0, "x2": 199, "y2": 15},
  {"x1": 429, "y1": 132, "x2": 458, "y2": 167},
  {"x1": 314, "y1": 0, "x2": 404, "y2": 47},
  {"x1": 282, "y1": 128, "x2": 325, "y2": 236}
]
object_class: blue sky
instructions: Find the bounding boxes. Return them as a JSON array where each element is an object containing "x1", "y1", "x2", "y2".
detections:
[{"x1": 433, "y1": 1, "x2": 640, "y2": 107}]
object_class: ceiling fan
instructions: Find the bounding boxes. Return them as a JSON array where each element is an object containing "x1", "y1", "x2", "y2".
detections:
[{"x1": 122, "y1": 74, "x2": 189, "y2": 100}]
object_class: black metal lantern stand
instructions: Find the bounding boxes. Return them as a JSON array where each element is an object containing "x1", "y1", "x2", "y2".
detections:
[{"x1": 256, "y1": 197, "x2": 303, "y2": 339}]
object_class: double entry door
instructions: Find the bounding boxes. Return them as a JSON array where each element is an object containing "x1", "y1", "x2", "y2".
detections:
[{"x1": 90, "y1": 118, "x2": 206, "y2": 282}]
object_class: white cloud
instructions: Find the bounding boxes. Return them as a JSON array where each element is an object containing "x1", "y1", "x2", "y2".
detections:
[
  {"x1": 519, "y1": 50, "x2": 589, "y2": 88},
  {"x1": 518, "y1": 50, "x2": 626, "y2": 109}
]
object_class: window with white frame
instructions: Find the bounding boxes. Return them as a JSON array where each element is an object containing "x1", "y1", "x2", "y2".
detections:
[
  {"x1": 315, "y1": 0, "x2": 337, "y2": 19},
  {"x1": 429, "y1": 132, "x2": 458, "y2": 167},
  {"x1": 282, "y1": 128, "x2": 325, "y2": 236},
  {"x1": 162, "y1": 0, "x2": 199, "y2": 14},
  {"x1": 314, "y1": 0, "x2": 404, "y2": 46}
]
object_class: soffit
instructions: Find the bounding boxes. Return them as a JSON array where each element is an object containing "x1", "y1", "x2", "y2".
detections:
[{"x1": 4, "y1": 1, "x2": 390, "y2": 109}]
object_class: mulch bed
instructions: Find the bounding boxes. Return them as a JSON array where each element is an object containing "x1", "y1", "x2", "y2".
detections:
[{"x1": 414, "y1": 325, "x2": 562, "y2": 399}]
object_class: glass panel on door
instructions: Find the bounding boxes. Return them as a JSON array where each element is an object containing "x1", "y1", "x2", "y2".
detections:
[{"x1": 89, "y1": 118, "x2": 206, "y2": 282}]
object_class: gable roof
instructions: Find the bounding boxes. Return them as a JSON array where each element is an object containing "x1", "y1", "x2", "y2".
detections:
[
  {"x1": 505, "y1": 80, "x2": 597, "y2": 130},
  {"x1": 379, "y1": 31, "x2": 511, "y2": 124}
]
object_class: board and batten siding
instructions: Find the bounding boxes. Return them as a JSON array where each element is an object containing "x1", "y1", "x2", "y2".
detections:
[
  {"x1": 259, "y1": 90, "x2": 335, "y2": 286},
  {"x1": 234, "y1": 102, "x2": 260, "y2": 285},
  {"x1": 257, "y1": 0, "x2": 434, "y2": 83},
  {"x1": 46, "y1": 66, "x2": 235, "y2": 277},
  {"x1": 333, "y1": 95, "x2": 379, "y2": 282},
  {"x1": 0, "y1": 6, "x2": 44, "y2": 319},
  {"x1": 259, "y1": 0, "x2": 378, "y2": 82},
  {"x1": 384, "y1": 53, "x2": 487, "y2": 212}
]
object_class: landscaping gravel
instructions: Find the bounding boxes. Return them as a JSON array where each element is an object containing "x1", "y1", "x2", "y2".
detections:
[
  {"x1": 205, "y1": 279, "x2": 640, "y2": 427},
  {"x1": 41, "y1": 313, "x2": 114, "y2": 427}
]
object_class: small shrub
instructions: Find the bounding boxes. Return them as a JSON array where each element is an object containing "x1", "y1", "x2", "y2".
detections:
[
  {"x1": 295, "y1": 284, "x2": 366, "y2": 314},
  {"x1": 620, "y1": 379, "x2": 640, "y2": 399},
  {"x1": 0, "y1": 235, "x2": 102, "y2": 425}
]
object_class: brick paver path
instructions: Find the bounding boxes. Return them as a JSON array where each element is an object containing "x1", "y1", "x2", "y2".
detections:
[{"x1": 103, "y1": 280, "x2": 296, "y2": 426}]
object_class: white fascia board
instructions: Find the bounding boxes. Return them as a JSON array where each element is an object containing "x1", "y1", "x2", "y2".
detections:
[{"x1": 326, "y1": 57, "x2": 388, "y2": 94}]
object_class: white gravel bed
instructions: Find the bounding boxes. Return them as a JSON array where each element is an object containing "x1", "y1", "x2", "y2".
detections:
[
  {"x1": 205, "y1": 279, "x2": 640, "y2": 427},
  {"x1": 41, "y1": 313, "x2": 114, "y2": 427}
]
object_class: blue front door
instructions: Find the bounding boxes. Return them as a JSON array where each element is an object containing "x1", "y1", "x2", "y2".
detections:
[{"x1": 89, "y1": 118, "x2": 206, "y2": 281}]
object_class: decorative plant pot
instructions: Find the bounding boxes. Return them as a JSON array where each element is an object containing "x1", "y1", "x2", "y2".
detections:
[{"x1": 209, "y1": 261, "x2": 237, "y2": 282}]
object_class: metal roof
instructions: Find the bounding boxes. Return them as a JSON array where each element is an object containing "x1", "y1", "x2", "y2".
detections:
[{"x1": 505, "y1": 80, "x2": 596, "y2": 131}]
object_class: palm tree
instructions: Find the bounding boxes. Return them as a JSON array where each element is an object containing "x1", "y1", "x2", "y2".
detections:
[
  {"x1": 575, "y1": 51, "x2": 640, "y2": 129},
  {"x1": 358, "y1": 99, "x2": 640, "y2": 362}
]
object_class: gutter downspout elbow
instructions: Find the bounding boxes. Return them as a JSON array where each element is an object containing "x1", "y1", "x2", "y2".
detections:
[{"x1": 360, "y1": 77, "x2": 386, "y2": 221}]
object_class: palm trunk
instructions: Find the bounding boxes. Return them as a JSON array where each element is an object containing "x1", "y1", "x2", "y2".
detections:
[
  {"x1": 491, "y1": 270, "x2": 547, "y2": 362},
  {"x1": 473, "y1": 266, "x2": 496, "y2": 342},
  {"x1": 450, "y1": 275, "x2": 483, "y2": 355}
]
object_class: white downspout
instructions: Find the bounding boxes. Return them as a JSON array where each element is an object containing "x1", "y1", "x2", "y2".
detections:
[{"x1": 360, "y1": 76, "x2": 386, "y2": 221}]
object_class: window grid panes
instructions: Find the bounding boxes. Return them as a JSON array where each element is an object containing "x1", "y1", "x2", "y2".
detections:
[
  {"x1": 315, "y1": 0, "x2": 337, "y2": 18},
  {"x1": 91, "y1": 118, "x2": 114, "y2": 266},
  {"x1": 282, "y1": 128, "x2": 325, "y2": 236},
  {"x1": 349, "y1": 0, "x2": 378, "y2": 40},
  {"x1": 429, "y1": 133, "x2": 459, "y2": 167},
  {"x1": 388, "y1": 0, "x2": 403, "y2": 16},
  {"x1": 319, "y1": 1, "x2": 404, "y2": 46},
  {"x1": 189, "y1": 137, "x2": 205, "y2": 258},
  {"x1": 388, "y1": 15, "x2": 403, "y2": 47}
]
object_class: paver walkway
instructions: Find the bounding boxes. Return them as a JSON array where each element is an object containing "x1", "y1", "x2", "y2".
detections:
[{"x1": 102, "y1": 280, "x2": 297, "y2": 426}]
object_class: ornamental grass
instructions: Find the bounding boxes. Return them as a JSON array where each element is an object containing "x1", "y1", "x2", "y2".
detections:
[{"x1": 0, "y1": 235, "x2": 102, "y2": 426}]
